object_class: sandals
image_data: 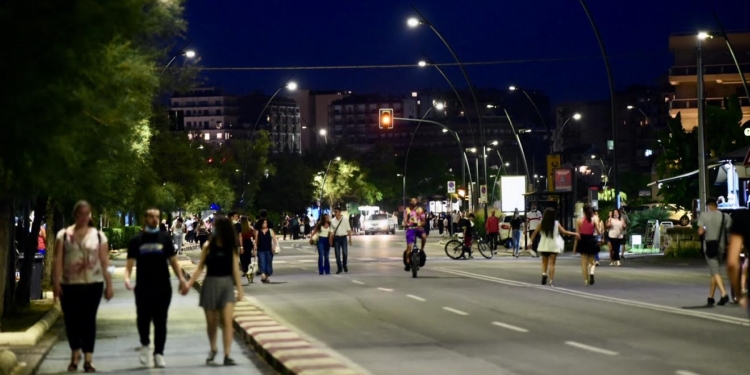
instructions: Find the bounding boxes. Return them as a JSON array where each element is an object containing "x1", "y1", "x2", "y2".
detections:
[
  {"x1": 83, "y1": 362, "x2": 96, "y2": 373},
  {"x1": 67, "y1": 363, "x2": 78, "y2": 372}
]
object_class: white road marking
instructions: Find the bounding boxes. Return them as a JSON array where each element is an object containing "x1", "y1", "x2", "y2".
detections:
[
  {"x1": 491, "y1": 321, "x2": 528, "y2": 333},
  {"x1": 272, "y1": 260, "x2": 288, "y2": 264},
  {"x1": 564, "y1": 341, "x2": 618, "y2": 356},
  {"x1": 377, "y1": 288, "x2": 393, "y2": 292},
  {"x1": 442, "y1": 307, "x2": 469, "y2": 316},
  {"x1": 406, "y1": 294, "x2": 426, "y2": 302},
  {"x1": 432, "y1": 267, "x2": 750, "y2": 327},
  {"x1": 351, "y1": 280, "x2": 365, "y2": 285},
  {"x1": 357, "y1": 257, "x2": 377, "y2": 261},
  {"x1": 298, "y1": 260, "x2": 316, "y2": 263},
  {"x1": 675, "y1": 371, "x2": 702, "y2": 375}
]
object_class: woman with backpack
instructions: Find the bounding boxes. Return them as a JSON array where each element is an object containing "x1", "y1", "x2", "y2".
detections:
[{"x1": 53, "y1": 201, "x2": 114, "y2": 373}]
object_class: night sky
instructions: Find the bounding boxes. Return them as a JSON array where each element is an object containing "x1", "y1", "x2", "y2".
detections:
[{"x1": 184, "y1": 0, "x2": 750, "y2": 104}]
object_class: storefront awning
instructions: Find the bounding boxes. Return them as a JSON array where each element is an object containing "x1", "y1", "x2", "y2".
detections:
[{"x1": 647, "y1": 164, "x2": 721, "y2": 187}]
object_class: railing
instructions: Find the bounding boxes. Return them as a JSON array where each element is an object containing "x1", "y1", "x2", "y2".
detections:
[
  {"x1": 670, "y1": 96, "x2": 750, "y2": 109},
  {"x1": 670, "y1": 63, "x2": 750, "y2": 76}
]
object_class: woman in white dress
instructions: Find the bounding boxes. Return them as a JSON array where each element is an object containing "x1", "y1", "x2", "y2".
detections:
[{"x1": 529, "y1": 208, "x2": 579, "y2": 286}]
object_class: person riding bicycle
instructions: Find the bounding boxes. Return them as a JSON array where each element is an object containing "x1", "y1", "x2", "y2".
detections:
[
  {"x1": 403, "y1": 197, "x2": 426, "y2": 272},
  {"x1": 460, "y1": 213, "x2": 475, "y2": 259}
]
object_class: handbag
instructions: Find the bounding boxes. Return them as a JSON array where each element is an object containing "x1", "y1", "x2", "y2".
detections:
[
  {"x1": 309, "y1": 233, "x2": 319, "y2": 246},
  {"x1": 704, "y1": 213, "x2": 725, "y2": 259}
]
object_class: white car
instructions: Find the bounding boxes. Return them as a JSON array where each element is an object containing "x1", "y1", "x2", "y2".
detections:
[
  {"x1": 632, "y1": 203, "x2": 691, "y2": 226},
  {"x1": 364, "y1": 214, "x2": 396, "y2": 235}
]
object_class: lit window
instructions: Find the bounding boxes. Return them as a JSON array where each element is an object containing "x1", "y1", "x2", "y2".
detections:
[
  {"x1": 412, "y1": 92, "x2": 418, "y2": 97},
  {"x1": 644, "y1": 149, "x2": 653, "y2": 157},
  {"x1": 204, "y1": 134, "x2": 210, "y2": 140},
  {"x1": 217, "y1": 133, "x2": 223, "y2": 140},
  {"x1": 188, "y1": 134, "x2": 193, "y2": 140}
]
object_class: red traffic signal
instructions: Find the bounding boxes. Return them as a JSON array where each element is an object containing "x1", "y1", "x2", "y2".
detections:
[{"x1": 379, "y1": 108, "x2": 394, "y2": 129}]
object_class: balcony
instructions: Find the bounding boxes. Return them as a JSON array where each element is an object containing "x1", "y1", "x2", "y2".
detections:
[
  {"x1": 670, "y1": 96, "x2": 750, "y2": 110},
  {"x1": 669, "y1": 63, "x2": 750, "y2": 85}
]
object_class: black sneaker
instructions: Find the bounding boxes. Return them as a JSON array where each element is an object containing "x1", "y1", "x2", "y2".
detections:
[
  {"x1": 541, "y1": 275, "x2": 548, "y2": 285},
  {"x1": 224, "y1": 356, "x2": 236, "y2": 366},
  {"x1": 344, "y1": 266, "x2": 348, "y2": 273},
  {"x1": 707, "y1": 297, "x2": 716, "y2": 307},
  {"x1": 589, "y1": 275, "x2": 595, "y2": 285},
  {"x1": 404, "y1": 265, "x2": 411, "y2": 272},
  {"x1": 718, "y1": 295, "x2": 730, "y2": 306},
  {"x1": 336, "y1": 270, "x2": 342, "y2": 274}
]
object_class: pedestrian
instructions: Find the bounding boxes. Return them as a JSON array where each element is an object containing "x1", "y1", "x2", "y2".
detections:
[
  {"x1": 291, "y1": 215, "x2": 300, "y2": 240},
  {"x1": 697, "y1": 197, "x2": 732, "y2": 306},
  {"x1": 311, "y1": 214, "x2": 332, "y2": 275},
  {"x1": 303, "y1": 216, "x2": 311, "y2": 239},
  {"x1": 239, "y1": 216, "x2": 255, "y2": 283},
  {"x1": 183, "y1": 216, "x2": 243, "y2": 366},
  {"x1": 170, "y1": 218, "x2": 185, "y2": 255},
  {"x1": 185, "y1": 216, "x2": 195, "y2": 244},
  {"x1": 526, "y1": 203, "x2": 542, "y2": 257},
  {"x1": 510, "y1": 209, "x2": 523, "y2": 257},
  {"x1": 451, "y1": 210, "x2": 460, "y2": 236},
  {"x1": 330, "y1": 207, "x2": 353, "y2": 274},
  {"x1": 229, "y1": 212, "x2": 243, "y2": 250},
  {"x1": 52, "y1": 201, "x2": 114, "y2": 373},
  {"x1": 574, "y1": 203, "x2": 602, "y2": 286},
  {"x1": 196, "y1": 219, "x2": 209, "y2": 248},
  {"x1": 253, "y1": 219, "x2": 277, "y2": 283},
  {"x1": 486, "y1": 210, "x2": 500, "y2": 252},
  {"x1": 529, "y1": 208, "x2": 579, "y2": 286},
  {"x1": 281, "y1": 216, "x2": 289, "y2": 240},
  {"x1": 593, "y1": 209, "x2": 604, "y2": 266},
  {"x1": 159, "y1": 219, "x2": 168, "y2": 233},
  {"x1": 607, "y1": 209, "x2": 626, "y2": 266},
  {"x1": 437, "y1": 213, "x2": 445, "y2": 237},
  {"x1": 460, "y1": 213, "x2": 475, "y2": 259},
  {"x1": 37, "y1": 221, "x2": 47, "y2": 255},
  {"x1": 726, "y1": 209, "x2": 748, "y2": 314},
  {"x1": 125, "y1": 208, "x2": 186, "y2": 368}
]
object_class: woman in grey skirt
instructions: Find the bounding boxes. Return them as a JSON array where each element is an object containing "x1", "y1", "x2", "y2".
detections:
[{"x1": 184, "y1": 216, "x2": 243, "y2": 366}]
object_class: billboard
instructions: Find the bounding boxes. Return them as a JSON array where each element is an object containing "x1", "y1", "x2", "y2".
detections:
[
  {"x1": 554, "y1": 169, "x2": 573, "y2": 192},
  {"x1": 501, "y1": 176, "x2": 526, "y2": 213}
]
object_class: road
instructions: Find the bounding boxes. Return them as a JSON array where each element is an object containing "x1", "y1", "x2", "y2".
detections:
[{"x1": 188, "y1": 233, "x2": 749, "y2": 375}]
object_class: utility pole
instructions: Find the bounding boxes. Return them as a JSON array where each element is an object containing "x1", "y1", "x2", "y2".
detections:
[{"x1": 697, "y1": 33, "x2": 709, "y2": 212}]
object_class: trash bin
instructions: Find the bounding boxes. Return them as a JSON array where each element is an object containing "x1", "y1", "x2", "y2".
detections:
[{"x1": 18, "y1": 253, "x2": 45, "y2": 300}]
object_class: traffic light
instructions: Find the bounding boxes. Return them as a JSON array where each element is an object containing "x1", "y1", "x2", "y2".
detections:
[{"x1": 379, "y1": 108, "x2": 394, "y2": 129}]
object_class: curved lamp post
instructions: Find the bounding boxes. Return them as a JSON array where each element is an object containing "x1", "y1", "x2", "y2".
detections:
[
  {"x1": 402, "y1": 102, "x2": 450, "y2": 209},
  {"x1": 419, "y1": 56, "x2": 476, "y2": 148},
  {"x1": 508, "y1": 84, "x2": 550, "y2": 139},
  {"x1": 490, "y1": 150, "x2": 511, "y2": 199},
  {"x1": 502, "y1": 108, "x2": 531, "y2": 186},
  {"x1": 161, "y1": 38, "x2": 195, "y2": 76},
  {"x1": 626, "y1": 105, "x2": 668, "y2": 153},
  {"x1": 578, "y1": 0, "x2": 619, "y2": 208},
  {"x1": 250, "y1": 77, "x2": 297, "y2": 139},
  {"x1": 550, "y1": 113, "x2": 582, "y2": 154},
  {"x1": 408, "y1": 6, "x2": 487, "y2": 215}
]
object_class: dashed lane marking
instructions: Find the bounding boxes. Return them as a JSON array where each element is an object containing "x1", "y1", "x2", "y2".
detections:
[
  {"x1": 377, "y1": 288, "x2": 393, "y2": 292},
  {"x1": 442, "y1": 307, "x2": 469, "y2": 316},
  {"x1": 406, "y1": 294, "x2": 426, "y2": 302},
  {"x1": 351, "y1": 280, "x2": 365, "y2": 285},
  {"x1": 675, "y1": 371, "x2": 701, "y2": 375},
  {"x1": 565, "y1": 341, "x2": 618, "y2": 356},
  {"x1": 491, "y1": 321, "x2": 529, "y2": 333}
]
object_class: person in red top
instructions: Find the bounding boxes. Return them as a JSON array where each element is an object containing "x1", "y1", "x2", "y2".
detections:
[
  {"x1": 37, "y1": 222, "x2": 47, "y2": 255},
  {"x1": 485, "y1": 210, "x2": 500, "y2": 252}
]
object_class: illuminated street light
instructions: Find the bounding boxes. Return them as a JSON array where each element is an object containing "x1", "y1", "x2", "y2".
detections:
[
  {"x1": 418, "y1": 60, "x2": 427, "y2": 67},
  {"x1": 627, "y1": 105, "x2": 634, "y2": 109},
  {"x1": 442, "y1": 128, "x2": 448, "y2": 133},
  {"x1": 504, "y1": 162, "x2": 510, "y2": 167},
  {"x1": 435, "y1": 102, "x2": 445, "y2": 110},
  {"x1": 286, "y1": 81, "x2": 298, "y2": 91},
  {"x1": 572, "y1": 113, "x2": 582, "y2": 120},
  {"x1": 407, "y1": 17, "x2": 420, "y2": 27},
  {"x1": 319, "y1": 129, "x2": 327, "y2": 136},
  {"x1": 335, "y1": 156, "x2": 341, "y2": 161},
  {"x1": 697, "y1": 31, "x2": 711, "y2": 40},
  {"x1": 184, "y1": 50, "x2": 196, "y2": 58},
  {"x1": 591, "y1": 154, "x2": 597, "y2": 159},
  {"x1": 491, "y1": 140, "x2": 499, "y2": 146},
  {"x1": 508, "y1": 85, "x2": 517, "y2": 91}
]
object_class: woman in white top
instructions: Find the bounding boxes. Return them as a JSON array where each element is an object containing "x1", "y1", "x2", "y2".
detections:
[
  {"x1": 52, "y1": 201, "x2": 113, "y2": 373},
  {"x1": 311, "y1": 214, "x2": 332, "y2": 275},
  {"x1": 171, "y1": 218, "x2": 185, "y2": 255},
  {"x1": 606, "y1": 208, "x2": 627, "y2": 266},
  {"x1": 529, "y1": 208, "x2": 580, "y2": 286}
]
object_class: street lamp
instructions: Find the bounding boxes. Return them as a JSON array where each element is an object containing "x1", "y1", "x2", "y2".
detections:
[
  {"x1": 319, "y1": 128, "x2": 328, "y2": 144},
  {"x1": 318, "y1": 156, "x2": 341, "y2": 217},
  {"x1": 184, "y1": 50, "x2": 196, "y2": 58},
  {"x1": 417, "y1": 60, "x2": 427, "y2": 67},
  {"x1": 161, "y1": 38, "x2": 195, "y2": 76},
  {"x1": 551, "y1": 113, "x2": 582, "y2": 154},
  {"x1": 508, "y1": 83, "x2": 551, "y2": 140},
  {"x1": 250, "y1": 77, "x2": 298, "y2": 138}
]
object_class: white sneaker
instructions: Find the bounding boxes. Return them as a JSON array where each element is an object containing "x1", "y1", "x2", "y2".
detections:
[
  {"x1": 139, "y1": 345, "x2": 149, "y2": 365},
  {"x1": 154, "y1": 354, "x2": 166, "y2": 368}
]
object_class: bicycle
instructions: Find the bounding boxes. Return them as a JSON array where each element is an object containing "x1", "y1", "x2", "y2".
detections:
[
  {"x1": 411, "y1": 242, "x2": 421, "y2": 278},
  {"x1": 444, "y1": 234, "x2": 493, "y2": 260}
]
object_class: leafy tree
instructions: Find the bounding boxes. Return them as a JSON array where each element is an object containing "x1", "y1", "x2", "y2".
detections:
[
  {"x1": 316, "y1": 160, "x2": 382, "y2": 208},
  {"x1": 256, "y1": 153, "x2": 315, "y2": 215}
]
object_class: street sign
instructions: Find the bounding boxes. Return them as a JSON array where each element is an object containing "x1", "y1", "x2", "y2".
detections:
[
  {"x1": 479, "y1": 185, "x2": 487, "y2": 203},
  {"x1": 546, "y1": 155, "x2": 560, "y2": 191},
  {"x1": 744, "y1": 148, "x2": 750, "y2": 166},
  {"x1": 447, "y1": 181, "x2": 456, "y2": 193},
  {"x1": 554, "y1": 169, "x2": 573, "y2": 192}
]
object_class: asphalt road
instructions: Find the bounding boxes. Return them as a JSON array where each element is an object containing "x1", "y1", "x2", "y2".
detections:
[{"x1": 188, "y1": 232, "x2": 750, "y2": 375}]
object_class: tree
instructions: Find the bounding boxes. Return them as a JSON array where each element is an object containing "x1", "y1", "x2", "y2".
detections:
[
  {"x1": 0, "y1": 0, "x2": 187, "y2": 309},
  {"x1": 655, "y1": 96, "x2": 750, "y2": 209},
  {"x1": 256, "y1": 153, "x2": 315, "y2": 215},
  {"x1": 316, "y1": 160, "x2": 382, "y2": 208}
]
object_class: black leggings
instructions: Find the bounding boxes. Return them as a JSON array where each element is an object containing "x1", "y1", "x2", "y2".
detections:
[
  {"x1": 135, "y1": 287, "x2": 172, "y2": 355},
  {"x1": 610, "y1": 238, "x2": 623, "y2": 261},
  {"x1": 60, "y1": 283, "x2": 104, "y2": 353}
]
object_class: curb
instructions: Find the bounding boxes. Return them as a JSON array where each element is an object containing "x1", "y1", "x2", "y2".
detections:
[
  {"x1": 0, "y1": 305, "x2": 61, "y2": 346},
  {"x1": 0, "y1": 350, "x2": 17, "y2": 375},
  {"x1": 182, "y1": 266, "x2": 365, "y2": 375}
]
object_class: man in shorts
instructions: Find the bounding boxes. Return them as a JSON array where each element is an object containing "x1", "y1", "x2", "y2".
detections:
[
  {"x1": 403, "y1": 197, "x2": 426, "y2": 272},
  {"x1": 526, "y1": 203, "x2": 542, "y2": 257}
]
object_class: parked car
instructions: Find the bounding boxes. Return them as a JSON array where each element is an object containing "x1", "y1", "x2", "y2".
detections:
[
  {"x1": 631, "y1": 203, "x2": 691, "y2": 226},
  {"x1": 364, "y1": 214, "x2": 396, "y2": 235}
]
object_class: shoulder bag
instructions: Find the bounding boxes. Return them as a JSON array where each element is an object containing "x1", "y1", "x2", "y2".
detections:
[{"x1": 704, "y1": 213, "x2": 725, "y2": 259}]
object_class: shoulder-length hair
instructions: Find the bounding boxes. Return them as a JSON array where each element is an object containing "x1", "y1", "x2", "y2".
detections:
[
  {"x1": 209, "y1": 216, "x2": 237, "y2": 250},
  {"x1": 540, "y1": 208, "x2": 556, "y2": 238}
]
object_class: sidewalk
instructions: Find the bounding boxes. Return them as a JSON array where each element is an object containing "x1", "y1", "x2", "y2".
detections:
[{"x1": 36, "y1": 264, "x2": 274, "y2": 375}]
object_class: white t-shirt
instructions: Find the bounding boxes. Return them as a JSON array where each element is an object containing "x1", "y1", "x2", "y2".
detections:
[
  {"x1": 537, "y1": 220, "x2": 563, "y2": 254},
  {"x1": 527, "y1": 210, "x2": 542, "y2": 230},
  {"x1": 331, "y1": 216, "x2": 352, "y2": 236},
  {"x1": 56, "y1": 227, "x2": 107, "y2": 284}
]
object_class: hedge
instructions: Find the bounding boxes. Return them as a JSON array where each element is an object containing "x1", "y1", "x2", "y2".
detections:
[{"x1": 101, "y1": 226, "x2": 142, "y2": 250}]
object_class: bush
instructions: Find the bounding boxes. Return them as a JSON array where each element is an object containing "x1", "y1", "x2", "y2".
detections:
[
  {"x1": 628, "y1": 207, "x2": 671, "y2": 235},
  {"x1": 665, "y1": 241, "x2": 703, "y2": 258},
  {"x1": 101, "y1": 226, "x2": 142, "y2": 250}
]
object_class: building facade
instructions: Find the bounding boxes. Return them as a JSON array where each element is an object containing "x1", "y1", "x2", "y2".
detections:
[
  {"x1": 170, "y1": 87, "x2": 239, "y2": 145},
  {"x1": 668, "y1": 32, "x2": 750, "y2": 130},
  {"x1": 238, "y1": 93, "x2": 301, "y2": 154},
  {"x1": 291, "y1": 89, "x2": 350, "y2": 153}
]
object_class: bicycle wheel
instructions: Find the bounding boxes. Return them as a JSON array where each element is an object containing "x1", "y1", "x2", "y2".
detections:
[
  {"x1": 411, "y1": 252, "x2": 419, "y2": 278},
  {"x1": 478, "y1": 240, "x2": 493, "y2": 259},
  {"x1": 444, "y1": 239, "x2": 463, "y2": 260}
]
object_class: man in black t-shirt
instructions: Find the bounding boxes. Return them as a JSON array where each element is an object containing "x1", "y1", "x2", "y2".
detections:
[
  {"x1": 726, "y1": 210, "x2": 749, "y2": 314},
  {"x1": 125, "y1": 208, "x2": 186, "y2": 368}
]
